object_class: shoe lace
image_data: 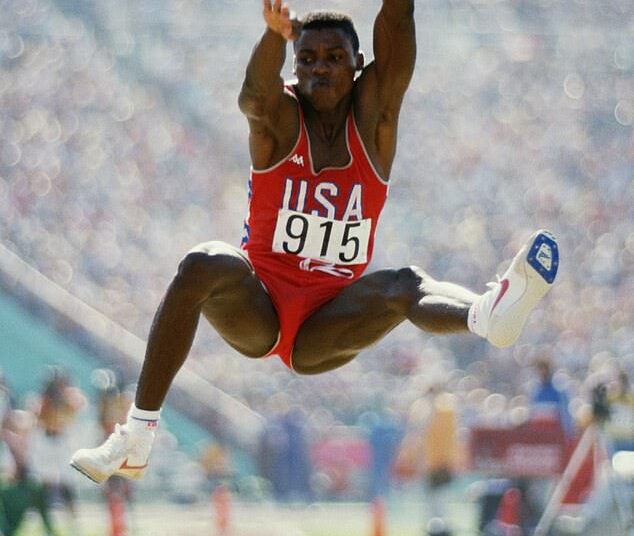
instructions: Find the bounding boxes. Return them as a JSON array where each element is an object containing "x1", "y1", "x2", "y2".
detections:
[
  {"x1": 477, "y1": 275, "x2": 502, "y2": 319},
  {"x1": 101, "y1": 423, "x2": 129, "y2": 458}
]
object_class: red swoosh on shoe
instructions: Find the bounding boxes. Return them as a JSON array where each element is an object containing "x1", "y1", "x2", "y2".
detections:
[
  {"x1": 491, "y1": 279, "x2": 510, "y2": 313},
  {"x1": 119, "y1": 458, "x2": 148, "y2": 470}
]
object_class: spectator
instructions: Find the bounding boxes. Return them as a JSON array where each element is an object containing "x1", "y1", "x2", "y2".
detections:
[
  {"x1": 1, "y1": 407, "x2": 57, "y2": 536},
  {"x1": 363, "y1": 406, "x2": 402, "y2": 500},
  {"x1": 606, "y1": 370, "x2": 634, "y2": 452},
  {"x1": 258, "y1": 396, "x2": 312, "y2": 502},
  {"x1": 422, "y1": 390, "x2": 459, "y2": 525},
  {"x1": 529, "y1": 358, "x2": 575, "y2": 439},
  {"x1": 29, "y1": 368, "x2": 85, "y2": 533},
  {"x1": 396, "y1": 387, "x2": 459, "y2": 527},
  {"x1": 200, "y1": 442, "x2": 234, "y2": 492}
]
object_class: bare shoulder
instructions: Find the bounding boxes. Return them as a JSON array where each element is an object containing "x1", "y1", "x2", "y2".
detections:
[
  {"x1": 247, "y1": 89, "x2": 300, "y2": 170},
  {"x1": 352, "y1": 65, "x2": 400, "y2": 179}
]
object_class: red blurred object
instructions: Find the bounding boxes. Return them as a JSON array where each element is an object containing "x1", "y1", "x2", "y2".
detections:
[
  {"x1": 107, "y1": 492, "x2": 126, "y2": 536},
  {"x1": 496, "y1": 487, "x2": 522, "y2": 532},
  {"x1": 213, "y1": 485, "x2": 232, "y2": 534},
  {"x1": 561, "y1": 438, "x2": 595, "y2": 505},
  {"x1": 469, "y1": 421, "x2": 569, "y2": 477},
  {"x1": 371, "y1": 497, "x2": 386, "y2": 536}
]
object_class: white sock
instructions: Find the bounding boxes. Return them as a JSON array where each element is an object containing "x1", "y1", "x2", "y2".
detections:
[
  {"x1": 468, "y1": 295, "x2": 489, "y2": 339},
  {"x1": 126, "y1": 404, "x2": 161, "y2": 434}
]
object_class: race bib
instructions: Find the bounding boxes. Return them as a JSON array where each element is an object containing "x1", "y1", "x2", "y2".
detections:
[{"x1": 272, "y1": 209, "x2": 371, "y2": 265}]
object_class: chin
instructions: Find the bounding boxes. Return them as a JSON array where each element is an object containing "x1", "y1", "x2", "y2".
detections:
[{"x1": 307, "y1": 92, "x2": 339, "y2": 111}]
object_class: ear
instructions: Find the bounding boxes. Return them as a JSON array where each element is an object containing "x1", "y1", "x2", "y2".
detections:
[{"x1": 355, "y1": 51, "x2": 365, "y2": 71}]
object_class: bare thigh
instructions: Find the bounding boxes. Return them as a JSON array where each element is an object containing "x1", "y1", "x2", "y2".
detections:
[
  {"x1": 292, "y1": 266, "x2": 474, "y2": 374},
  {"x1": 292, "y1": 269, "x2": 412, "y2": 374},
  {"x1": 187, "y1": 241, "x2": 279, "y2": 357}
]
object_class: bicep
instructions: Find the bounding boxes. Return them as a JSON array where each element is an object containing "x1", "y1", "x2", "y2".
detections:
[{"x1": 241, "y1": 92, "x2": 298, "y2": 170}]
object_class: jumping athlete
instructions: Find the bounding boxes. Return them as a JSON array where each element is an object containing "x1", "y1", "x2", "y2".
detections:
[{"x1": 70, "y1": 0, "x2": 559, "y2": 484}]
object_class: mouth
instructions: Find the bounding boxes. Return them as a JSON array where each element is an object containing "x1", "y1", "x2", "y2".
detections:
[{"x1": 313, "y1": 78, "x2": 331, "y2": 88}]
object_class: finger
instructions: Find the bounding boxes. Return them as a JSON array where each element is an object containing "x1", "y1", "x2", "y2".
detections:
[
  {"x1": 262, "y1": 0, "x2": 271, "y2": 11},
  {"x1": 281, "y1": 4, "x2": 290, "y2": 18},
  {"x1": 273, "y1": 0, "x2": 282, "y2": 13}
]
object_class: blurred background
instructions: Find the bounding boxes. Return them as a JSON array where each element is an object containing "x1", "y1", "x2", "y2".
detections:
[{"x1": 0, "y1": 0, "x2": 632, "y2": 534}]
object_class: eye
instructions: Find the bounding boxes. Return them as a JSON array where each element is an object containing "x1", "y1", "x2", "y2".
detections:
[{"x1": 298, "y1": 56, "x2": 314, "y2": 65}]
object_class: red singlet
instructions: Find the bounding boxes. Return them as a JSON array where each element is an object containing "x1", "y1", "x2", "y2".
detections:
[{"x1": 241, "y1": 87, "x2": 389, "y2": 368}]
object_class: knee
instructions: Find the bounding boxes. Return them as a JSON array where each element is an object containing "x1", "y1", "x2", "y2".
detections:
[
  {"x1": 176, "y1": 252, "x2": 214, "y2": 286},
  {"x1": 371, "y1": 266, "x2": 435, "y2": 313},
  {"x1": 385, "y1": 265, "x2": 430, "y2": 296},
  {"x1": 175, "y1": 246, "x2": 249, "y2": 290}
]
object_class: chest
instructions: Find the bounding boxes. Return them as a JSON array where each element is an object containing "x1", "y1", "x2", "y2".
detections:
[
  {"x1": 308, "y1": 135, "x2": 350, "y2": 172},
  {"x1": 304, "y1": 120, "x2": 350, "y2": 173}
]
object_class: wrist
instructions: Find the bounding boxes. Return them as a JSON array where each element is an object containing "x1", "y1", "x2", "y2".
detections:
[
  {"x1": 265, "y1": 18, "x2": 301, "y2": 41},
  {"x1": 265, "y1": 26, "x2": 288, "y2": 42}
]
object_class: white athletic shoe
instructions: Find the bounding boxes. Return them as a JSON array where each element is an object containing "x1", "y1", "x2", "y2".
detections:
[
  {"x1": 469, "y1": 229, "x2": 559, "y2": 347},
  {"x1": 70, "y1": 423, "x2": 155, "y2": 484}
]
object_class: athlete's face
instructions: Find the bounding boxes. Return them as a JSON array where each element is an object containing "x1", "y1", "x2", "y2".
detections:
[{"x1": 293, "y1": 28, "x2": 361, "y2": 111}]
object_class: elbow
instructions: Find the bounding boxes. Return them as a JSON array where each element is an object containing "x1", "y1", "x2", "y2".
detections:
[
  {"x1": 238, "y1": 85, "x2": 265, "y2": 120},
  {"x1": 238, "y1": 77, "x2": 283, "y2": 120}
]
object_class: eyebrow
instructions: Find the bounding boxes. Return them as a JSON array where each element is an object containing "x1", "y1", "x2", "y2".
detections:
[{"x1": 297, "y1": 46, "x2": 348, "y2": 54}]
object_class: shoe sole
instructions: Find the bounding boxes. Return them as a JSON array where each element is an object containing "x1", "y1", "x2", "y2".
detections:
[
  {"x1": 526, "y1": 230, "x2": 558, "y2": 284},
  {"x1": 70, "y1": 460, "x2": 108, "y2": 484},
  {"x1": 70, "y1": 459, "x2": 146, "y2": 484},
  {"x1": 488, "y1": 230, "x2": 558, "y2": 347}
]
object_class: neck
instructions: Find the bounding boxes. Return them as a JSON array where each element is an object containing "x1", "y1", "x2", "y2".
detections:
[{"x1": 301, "y1": 96, "x2": 351, "y2": 145}]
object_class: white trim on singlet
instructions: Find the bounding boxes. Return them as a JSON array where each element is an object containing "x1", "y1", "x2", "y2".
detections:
[
  {"x1": 349, "y1": 109, "x2": 390, "y2": 187},
  {"x1": 250, "y1": 85, "x2": 390, "y2": 190}
]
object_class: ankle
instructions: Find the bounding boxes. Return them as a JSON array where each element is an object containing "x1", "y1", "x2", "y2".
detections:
[{"x1": 126, "y1": 404, "x2": 161, "y2": 435}]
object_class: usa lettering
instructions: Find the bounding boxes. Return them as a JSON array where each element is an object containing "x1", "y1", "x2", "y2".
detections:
[{"x1": 281, "y1": 178, "x2": 363, "y2": 220}]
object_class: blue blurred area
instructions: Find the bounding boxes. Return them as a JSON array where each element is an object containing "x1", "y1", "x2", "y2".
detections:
[
  {"x1": 0, "y1": 288, "x2": 212, "y2": 451},
  {"x1": 0, "y1": 290, "x2": 98, "y2": 397}
]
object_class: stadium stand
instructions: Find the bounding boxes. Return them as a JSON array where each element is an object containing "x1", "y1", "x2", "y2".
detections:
[{"x1": 1, "y1": 0, "x2": 632, "y2": 510}]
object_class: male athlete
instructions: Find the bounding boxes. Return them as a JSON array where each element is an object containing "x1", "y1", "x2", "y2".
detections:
[{"x1": 70, "y1": 0, "x2": 559, "y2": 484}]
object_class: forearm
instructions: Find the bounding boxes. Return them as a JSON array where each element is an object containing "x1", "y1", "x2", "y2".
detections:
[
  {"x1": 380, "y1": 0, "x2": 415, "y2": 25},
  {"x1": 373, "y1": 0, "x2": 416, "y2": 88}
]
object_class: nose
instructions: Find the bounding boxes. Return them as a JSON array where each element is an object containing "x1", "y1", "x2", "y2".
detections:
[{"x1": 312, "y1": 59, "x2": 329, "y2": 75}]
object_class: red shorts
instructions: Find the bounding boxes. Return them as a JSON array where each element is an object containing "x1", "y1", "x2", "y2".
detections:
[{"x1": 248, "y1": 257, "x2": 353, "y2": 369}]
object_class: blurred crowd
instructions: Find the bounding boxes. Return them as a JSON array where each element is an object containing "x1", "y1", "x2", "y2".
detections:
[
  {"x1": 2, "y1": 361, "x2": 632, "y2": 534},
  {"x1": 0, "y1": 367, "x2": 85, "y2": 534},
  {"x1": 0, "y1": 0, "x2": 633, "y2": 527}
]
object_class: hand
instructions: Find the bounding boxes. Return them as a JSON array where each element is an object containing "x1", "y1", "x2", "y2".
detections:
[{"x1": 262, "y1": 0, "x2": 300, "y2": 40}]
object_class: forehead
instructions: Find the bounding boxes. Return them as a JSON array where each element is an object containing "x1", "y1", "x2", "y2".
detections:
[{"x1": 294, "y1": 28, "x2": 354, "y2": 54}]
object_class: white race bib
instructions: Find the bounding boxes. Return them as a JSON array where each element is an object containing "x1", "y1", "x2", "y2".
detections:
[{"x1": 272, "y1": 209, "x2": 371, "y2": 265}]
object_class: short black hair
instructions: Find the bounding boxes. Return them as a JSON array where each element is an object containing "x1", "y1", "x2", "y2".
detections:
[{"x1": 300, "y1": 11, "x2": 360, "y2": 54}]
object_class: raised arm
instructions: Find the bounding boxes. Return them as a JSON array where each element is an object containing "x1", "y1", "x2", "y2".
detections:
[
  {"x1": 354, "y1": 0, "x2": 416, "y2": 178},
  {"x1": 238, "y1": 0, "x2": 299, "y2": 169},
  {"x1": 372, "y1": 0, "x2": 416, "y2": 107}
]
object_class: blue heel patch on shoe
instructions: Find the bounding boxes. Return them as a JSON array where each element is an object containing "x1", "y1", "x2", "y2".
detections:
[{"x1": 527, "y1": 232, "x2": 558, "y2": 284}]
